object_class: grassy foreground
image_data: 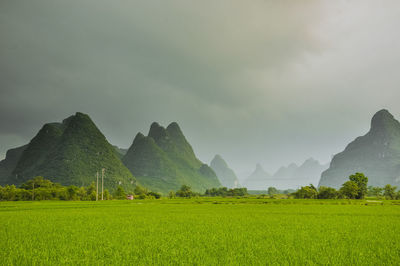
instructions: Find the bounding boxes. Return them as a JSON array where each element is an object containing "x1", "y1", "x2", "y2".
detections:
[{"x1": 1, "y1": 198, "x2": 400, "y2": 265}]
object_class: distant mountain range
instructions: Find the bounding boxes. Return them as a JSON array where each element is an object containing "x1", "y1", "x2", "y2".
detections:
[
  {"x1": 2, "y1": 109, "x2": 399, "y2": 193},
  {"x1": 0, "y1": 114, "x2": 221, "y2": 194},
  {"x1": 0, "y1": 112, "x2": 135, "y2": 190},
  {"x1": 210, "y1": 155, "x2": 240, "y2": 188},
  {"x1": 122, "y1": 122, "x2": 221, "y2": 193},
  {"x1": 243, "y1": 159, "x2": 327, "y2": 190},
  {"x1": 242, "y1": 163, "x2": 271, "y2": 190},
  {"x1": 319, "y1": 109, "x2": 400, "y2": 188}
]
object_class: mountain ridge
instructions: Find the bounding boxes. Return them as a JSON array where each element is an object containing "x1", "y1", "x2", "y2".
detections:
[
  {"x1": 122, "y1": 122, "x2": 221, "y2": 193},
  {"x1": 210, "y1": 155, "x2": 240, "y2": 188},
  {"x1": 0, "y1": 112, "x2": 136, "y2": 190},
  {"x1": 319, "y1": 109, "x2": 400, "y2": 188},
  {"x1": 243, "y1": 158, "x2": 327, "y2": 190}
]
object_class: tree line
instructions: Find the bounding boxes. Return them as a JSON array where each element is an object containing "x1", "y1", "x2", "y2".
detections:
[
  {"x1": 0, "y1": 176, "x2": 162, "y2": 201},
  {"x1": 165, "y1": 185, "x2": 248, "y2": 198},
  {"x1": 2, "y1": 173, "x2": 400, "y2": 201},
  {"x1": 289, "y1": 173, "x2": 400, "y2": 199},
  {"x1": 0, "y1": 178, "x2": 246, "y2": 201}
]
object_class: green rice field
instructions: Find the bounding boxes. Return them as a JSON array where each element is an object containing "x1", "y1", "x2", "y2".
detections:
[{"x1": 1, "y1": 198, "x2": 400, "y2": 265}]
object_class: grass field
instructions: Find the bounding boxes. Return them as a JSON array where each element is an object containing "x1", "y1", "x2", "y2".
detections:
[{"x1": 1, "y1": 198, "x2": 400, "y2": 265}]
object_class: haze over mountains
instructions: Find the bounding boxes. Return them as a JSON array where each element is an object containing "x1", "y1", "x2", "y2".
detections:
[
  {"x1": 242, "y1": 164, "x2": 271, "y2": 190},
  {"x1": 2, "y1": 109, "x2": 400, "y2": 193},
  {"x1": 243, "y1": 159, "x2": 327, "y2": 190},
  {"x1": 319, "y1": 109, "x2": 400, "y2": 188},
  {"x1": 2, "y1": 1, "x2": 400, "y2": 185},
  {"x1": 210, "y1": 155, "x2": 240, "y2": 188}
]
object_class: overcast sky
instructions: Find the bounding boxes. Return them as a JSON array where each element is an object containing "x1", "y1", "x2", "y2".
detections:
[{"x1": 1, "y1": 0, "x2": 400, "y2": 179}]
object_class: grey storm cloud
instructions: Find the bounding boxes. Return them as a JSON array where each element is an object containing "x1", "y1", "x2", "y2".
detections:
[{"x1": 1, "y1": 0, "x2": 400, "y2": 178}]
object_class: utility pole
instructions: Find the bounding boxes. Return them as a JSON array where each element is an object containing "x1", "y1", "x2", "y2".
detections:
[
  {"x1": 96, "y1": 172, "x2": 99, "y2": 201},
  {"x1": 101, "y1": 168, "x2": 105, "y2": 200}
]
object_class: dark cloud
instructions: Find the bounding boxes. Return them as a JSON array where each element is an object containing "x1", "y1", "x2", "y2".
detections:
[{"x1": 1, "y1": 0, "x2": 400, "y2": 176}]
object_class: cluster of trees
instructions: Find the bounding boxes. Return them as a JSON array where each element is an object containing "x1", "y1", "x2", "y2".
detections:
[
  {"x1": 168, "y1": 185, "x2": 202, "y2": 198},
  {"x1": 168, "y1": 185, "x2": 248, "y2": 198},
  {"x1": 0, "y1": 180, "x2": 248, "y2": 201},
  {"x1": 115, "y1": 185, "x2": 161, "y2": 199},
  {"x1": 3, "y1": 174, "x2": 400, "y2": 201},
  {"x1": 266, "y1": 187, "x2": 295, "y2": 196},
  {"x1": 204, "y1": 187, "x2": 248, "y2": 197},
  {"x1": 367, "y1": 184, "x2": 400, "y2": 199},
  {"x1": 0, "y1": 176, "x2": 111, "y2": 201},
  {"x1": 0, "y1": 176, "x2": 162, "y2": 201},
  {"x1": 292, "y1": 173, "x2": 400, "y2": 199}
]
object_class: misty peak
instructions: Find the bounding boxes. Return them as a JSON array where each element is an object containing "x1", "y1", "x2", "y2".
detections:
[
  {"x1": 149, "y1": 122, "x2": 162, "y2": 131},
  {"x1": 370, "y1": 109, "x2": 400, "y2": 132},
  {"x1": 214, "y1": 154, "x2": 223, "y2": 161},
  {"x1": 166, "y1": 122, "x2": 186, "y2": 141},
  {"x1": 304, "y1": 157, "x2": 317, "y2": 163},
  {"x1": 301, "y1": 158, "x2": 320, "y2": 167},
  {"x1": 131, "y1": 132, "x2": 145, "y2": 147},
  {"x1": 210, "y1": 154, "x2": 240, "y2": 188},
  {"x1": 166, "y1": 122, "x2": 181, "y2": 133},
  {"x1": 148, "y1": 122, "x2": 167, "y2": 140},
  {"x1": 252, "y1": 163, "x2": 269, "y2": 177},
  {"x1": 255, "y1": 163, "x2": 264, "y2": 172},
  {"x1": 211, "y1": 154, "x2": 228, "y2": 168},
  {"x1": 61, "y1": 112, "x2": 92, "y2": 127}
]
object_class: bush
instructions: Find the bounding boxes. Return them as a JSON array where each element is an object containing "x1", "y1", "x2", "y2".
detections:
[
  {"x1": 113, "y1": 186, "x2": 126, "y2": 200},
  {"x1": 384, "y1": 184, "x2": 397, "y2": 199},
  {"x1": 176, "y1": 185, "x2": 195, "y2": 198},
  {"x1": 292, "y1": 185, "x2": 318, "y2": 199},
  {"x1": 339, "y1": 181, "x2": 358, "y2": 199},
  {"x1": 204, "y1": 187, "x2": 248, "y2": 197},
  {"x1": 318, "y1": 186, "x2": 338, "y2": 199},
  {"x1": 148, "y1": 191, "x2": 161, "y2": 199}
]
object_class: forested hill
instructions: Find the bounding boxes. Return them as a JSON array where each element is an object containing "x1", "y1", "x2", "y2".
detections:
[
  {"x1": 319, "y1": 109, "x2": 400, "y2": 188},
  {"x1": 122, "y1": 122, "x2": 221, "y2": 193},
  {"x1": 0, "y1": 112, "x2": 135, "y2": 190}
]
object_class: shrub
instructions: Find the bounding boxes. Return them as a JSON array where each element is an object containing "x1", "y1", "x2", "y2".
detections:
[
  {"x1": 318, "y1": 186, "x2": 338, "y2": 199},
  {"x1": 292, "y1": 185, "x2": 318, "y2": 199}
]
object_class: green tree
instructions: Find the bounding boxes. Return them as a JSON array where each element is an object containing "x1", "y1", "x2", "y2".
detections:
[
  {"x1": 176, "y1": 185, "x2": 194, "y2": 198},
  {"x1": 292, "y1": 185, "x2": 317, "y2": 199},
  {"x1": 384, "y1": 184, "x2": 397, "y2": 199},
  {"x1": 1, "y1": 185, "x2": 18, "y2": 201},
  {"x1": 349, "y1": 173, "x2": 368, "y2": 199},
  {"x1": 20, "y1": 176, "x2": 55, "y2": 190},
  {"x1": 114, "y1": 185, "x2": 126, "y2": 200},
  {"x1": 317, "y1": 186, "x2": 338, "y2": 199},
  {"x1": 77, "y1": 187, "x2": 87, "y2": 200},
  {"x1": 339, "y1": 181, "x2": 358, "y2": 199},
  {"x1": 396, "y1": 191, "x2": 400, "y2": 200},
  {"x1": 369, "y1": 186, "x2": 383, "y2": 197},
  {"x1": 134, "y1": 185, "x2": 148, "y2": 197},
  {"x1": 103, "y1": 189, "x2": 111, "y2": 200},
  {"x1": 267, "y1": 187, "x2": 278, "y2": 196},
  {"x1": 66, "y1": 185, "x2": 79, "y2": 200},
  {"x1": 86, "y1": 182, "x2": 97, "y2": 201},
  {"x1": 168, "y1": 191, "x2": 176, "y2": 199},
  {"x1": 148, "y1": 191, "x2": 161, "y2": 199}
]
